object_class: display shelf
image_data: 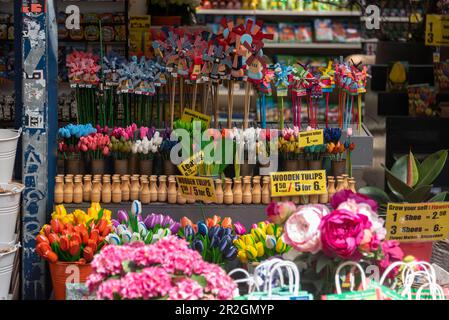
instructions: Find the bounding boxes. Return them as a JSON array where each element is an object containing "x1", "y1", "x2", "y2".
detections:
[
  {"x1": 196, "y1": 9, "x2": 361, "y2": 17},
  {"x1": 63, "y1": 203, "x2": 268, "y2": 229},
  {"x1": 264, "y1": 42, "x2": 362, "y2": 49},
  {"x1": 361, "y1": 16, "x2": 410, "y2": 22}
]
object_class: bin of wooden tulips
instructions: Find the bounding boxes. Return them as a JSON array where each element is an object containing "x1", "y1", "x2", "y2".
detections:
[{"x1": 35, "y1": 204, "x2": 112, "y2": 300}]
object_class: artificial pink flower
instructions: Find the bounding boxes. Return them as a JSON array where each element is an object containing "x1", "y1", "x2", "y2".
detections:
[
  {"x1": 331, "y1": 189, "x2": 378, "y2": 211},
  {"x1": 266, "y1": 201, "x2": 296, "y2": 225},
  {"x1": 284, "y1": 204, "x2": 329, "y2": 254},
  {"x1": 320, "y1": 209, "x2": 371, "y2": 260},
  {"x1": 378, "y1": 240, "x2": 404, "y2": 277}
]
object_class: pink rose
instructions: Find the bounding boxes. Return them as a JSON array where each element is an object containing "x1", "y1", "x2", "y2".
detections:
[
  {"x1": 266, "y1": 201, "x2": 296, "y2": 224},
  {"x1": 320, "y1": 209, "x2": 371, "y2": 260},
  {"x1": 284, "y1": 204, "x2": 330, "y2": 254}
]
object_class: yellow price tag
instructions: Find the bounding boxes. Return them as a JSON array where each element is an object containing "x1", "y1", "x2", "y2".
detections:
[
  {"x1": 181, "y1": 108, "x2": 211, "y2": 127},
  {"x1": 129, "y1": 15, "x2": 151, "y2": 31},
  {"x1": 176, "y1": 176, "x2": 216, "y2": 202},
  {"x1": 426, "y1": 14, "x2": 449, "y2": 47},
  {"x1": 299, "y1": 130, "x2": 324, "y2": 148},
  {"x1": 270, "y1": 170, "x2": 326, "y2": 197},
  {"x1": 385, "y1": 202, "x2": 449, "y2": 243},
  {"x1": 177, "y1": 151, "x2": 204, "y2": 176}
]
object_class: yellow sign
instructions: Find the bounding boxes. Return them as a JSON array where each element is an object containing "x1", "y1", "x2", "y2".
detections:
[
  {"x1": 176, "y1": 176, "x2": 216, "y2": 202},
  {"x1": 299, "y1": 130, "x2": 324, "y2": 148},
  {"x1": 181, "y1": 108, "x2": 211, "y2": 127},
  {"x1": 385, "y1": 202, "x2": 449, "y2": 243},
  {"x1": 177, "y1": 151, "x2": 204, "y2": 176},
  {"x1": 270, "y1": 170, "x2": 326, "y2": 197},
  {"x1": 129, "y1": 16, "x2": 151, "y2": 30},
  {"x1": 425, "y1": 14, "x2": 449, "y2": 46}
]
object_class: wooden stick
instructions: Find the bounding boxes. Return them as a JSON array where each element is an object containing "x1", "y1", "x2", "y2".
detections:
[
  {"x1": 179, "y1": 77, "x2": 184, "y2": 116},
  {"x1": 213, "y1": 83, "x2": 219, "y2": 128},
  {"x1": 170, "y1": 77, "x2": 176, "y2": 129},
  {"x1": 227, "y1": 79, "x2": 234, "y2": 128},
  {"x1": 243, "y1": 81, "x2": 251, "y2": 130},
  {"x1": 204, "y1": 81, "x2": 211, "y2": 115},
  {"x1": 192, "y1": 82, "x2": 198, "y2": 111}
]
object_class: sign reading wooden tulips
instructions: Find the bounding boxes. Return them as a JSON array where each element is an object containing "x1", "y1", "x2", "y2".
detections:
[
  {"x1": 385, "y1": 202, "x2": 449, "y2": 242},
  {"x1": 270, "y1": 170, "x2": 327, "y2": 197},
  {"x1": 176, "y1": 176, "x2": 216, "y2": 202}
]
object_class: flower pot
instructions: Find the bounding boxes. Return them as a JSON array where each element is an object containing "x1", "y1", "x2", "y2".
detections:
[
  {"x1": 298, "y1": 159, "x2": 308, "y2": 170},
  {"x1": 331, "y1": 160, "x2": 347, "y2": 177},
  {"x1": 114, "y1": 159, "x2": 129, "y2": 175},
  {"x1": 163, "y1": 159, "x2": 178, "y2": 176},
  {"x1": 128, "y1": 154, "x2": 139, "y2": 174},
  {"x1": 57, "y1": 158, "x2": 65, "y2": 175},
  {"x1": 240, "y1": 163, "x2": 255, "y2": 177},
  {"x1": 139, "y1": 159, "x2": 153, "y2": 176},
  {"x1": 49, "y1": 261, "x2": 92, "y2": 300},
  {"x1": 65, "y1": 159, "x2": 83, "y2": 175},
  {"x1": 258, "y1": 162, "x2": 270, "y2": 176},
  {"x1": 0, "y1": 243, "x2": 19, "y2": 300},
  {"x1": 0, "y1": 129, "x2": 21, "y2": 184},
  {"x1": 91, "y1": 159, "x2": 106, "y2": 175},
  {"x1": 308, "y1": 160, "x2": 323, "y2": 170},
  {"x1": 0, "y1": 183, "x2": 24, "y2": 243},
  {"x1": 284, "y1": 159, "x2": 299, "y2": 171}
]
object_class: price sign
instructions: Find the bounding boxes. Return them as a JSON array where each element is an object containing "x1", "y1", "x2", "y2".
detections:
[
  {"x1": 181, "y1": 108, "x2": 211, "y2": 128},
  {"x1": 270, "y1": 170, "x2": 326, "y2": 197},
  {"x1": 299, "y1": 130, "x2": 324, "y2": 148},
  {"x1": 425, "y1": 14, "x2": 449, "y2": 47},
  {"x1": 385, "y1": 202, "x2": 449, "y2": 243},
  {"x1": 177, "y1": 151, "x2": 204, "y2": 176},
  {"x1": 176, "y1": 176, "x2": 216, "y2": 202}
]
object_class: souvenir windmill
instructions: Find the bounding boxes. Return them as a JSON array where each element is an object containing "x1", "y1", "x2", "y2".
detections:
[
  {"x1": 202, "y1": 42, "x2": 233, "y2": 128},
  {"x1": 318, "y1": 61, "x2": 335, "y2": 128},
  {"x1": 188, "y1": 31, "x2": 209, "y2": 111},
  {"x1": 256, "y1": 67, "x2": 274, "y2": 129},
  {"x1": 274, "y1": 63, "x2": 292, "y2": 131},
  {"x1": 292, "y1": 62, "x2": 316, "y2": 128},
  {"x1": 351, "y1": 60, "x2": 369, "y2": 133}
]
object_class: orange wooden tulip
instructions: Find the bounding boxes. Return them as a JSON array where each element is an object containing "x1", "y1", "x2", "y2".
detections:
[
  {"x1": 83, "y1": 246, "x2": 94, "y2": 262},
  {"x1": 36, "y1": 234, "x2": 49, "y2": 245},
  {"x1": 41, "y1": 225, "x2": 51, "y2": 237},
  {"x1": 47, "y1": 233, "x2": 59, "y2": 245},
  {"x1": 87, "y1": 239, "x2": 97, "y2": 253},
  {"x1": 51, "y1": 218, "x2": 62, "y2": 234},
  {"x1": 36, "y1": 242, "x2": 58, "y2": 263},
  {"x1": 71, "y1": 233, "x2": 82, "y2": 245},
  {"x1": 207, "y1": 215, "x2": 221, "y2": 228},
  {"x1": 90, "y1": 229, "x2": 99, "y2": 242},
  {"x1": 69, "y1": 240, "x2": 80, "y2": 256},
  {"x1": 101, "y1": 225, "x2": 112, "y2": 237},
  {"x1": 60, "y1": 235, "x2": 69, "y2": 251},
  {"x1": 181, "y1": 217, "x2": 193, "y2": 228},
  {"x1": 222, "y1": 217, "x2": 232, "y2": 229},
  {"x1": 96, "y1": 219, "x2": 107, "y2": 234}
]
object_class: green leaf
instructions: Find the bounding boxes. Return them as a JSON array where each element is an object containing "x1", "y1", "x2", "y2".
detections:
[
  {"x1": 316, "y1": 254, "x2": 331, "y2": 274},
  {"x1": 191, "y1": 274, "x2": 208, "y2": 288},
  {"x1": 97, "y1": 208, "x2": 104, "y2": 221},
  {"x1": 428, "y1": 192, "x2": 448, "y2": 202},
  {"x1": 357, "y1": 186, "x2": 391, "y2": 205},
  {"x1": 383, "y1": 165, "x2": 413, "y2": 199},
  {"x1": 390, "y1": 153, "x2": 419, "y2": 187},
  {"x1": 417, "y1": 150, "x2": 448, "y2": 187},
  {"x1": 404, "y1": 185, "x2": 432, "y2": 203}
]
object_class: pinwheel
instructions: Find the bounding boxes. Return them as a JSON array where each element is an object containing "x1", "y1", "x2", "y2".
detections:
[
  {"x1": 318, "y1": 61, "x2": 335, "y2": 128},
  {"x1": 274, "y1": 63, "x2": 292, "y2": 131},
  {"x1": 256, "y1": 67, "x2": 274, "y2": 129}
]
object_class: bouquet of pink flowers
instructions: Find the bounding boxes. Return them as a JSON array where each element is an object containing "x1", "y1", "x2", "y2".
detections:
[
  {"x1": 269, "y1": 191, "x2": 404, "y2": 295},
  {"x1": 86, "y1": 236, "x2": 237, "y2": 300}
]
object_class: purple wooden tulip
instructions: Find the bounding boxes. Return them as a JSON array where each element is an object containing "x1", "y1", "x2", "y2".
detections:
[
  {"x1": 117, "y1": 209, "x2": 129, "y2": 224},
  {"x1": 161, "y1": 215, "x2": 174, "y2": 227},
  {"x1": 169, "y1": 222, "x2": 181, "y2": 234},
  {"x1": 137, "y1": 214, "x2": 143, "y2": 222},
  {"x1": 111, "y1": 219, "x2": 120, "y2": 228},
  {"x1": 154, "y1": 214, "x2": 164, "y2": 227},
  {"x1": 144, "y1": 214, "x2": 156, "y2": 229}
]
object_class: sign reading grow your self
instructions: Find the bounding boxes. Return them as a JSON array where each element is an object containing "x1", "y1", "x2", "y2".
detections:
[
  {"x1": 385, "y1": 202, "x2": 449, "y2": 242},
  {"x1": 270, "y1": 170, "x2": 326, "y2": 197},
  {"x1": 176, "y1": 176, "x2": 216, "y2": 202},
  {"x1": 299, "y1": 130, "x2": 324, "y2": 148}
]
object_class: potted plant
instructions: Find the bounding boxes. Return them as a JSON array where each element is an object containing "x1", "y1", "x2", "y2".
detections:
[
  {"x1": 131, "y1": 127, "x2": 162, "y2": 175},
  {"x1": 58, "y1": 124, "x2": 96, "y2": 174},
  {"x1": 304, "y1": 144, "x2": 326, "y2": 170},
  {"x1": 324, "y1": 128, "x2": 346, "y2": 177},
  {"x1": 160, "y1": 127, "x2": 179, "y2": 176},
  {"x1": 35, "y1": 204, "x2": 112, "y2": 300},
  {"x1": 278, "y1": 127, "x2": 302, "y2": 171},
  {"x1": 109, "y1": 126, "x2": 134, "y2": 174},
  {"x1": 78, "y1": 130, "x2": 110, "y2": 175}
]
